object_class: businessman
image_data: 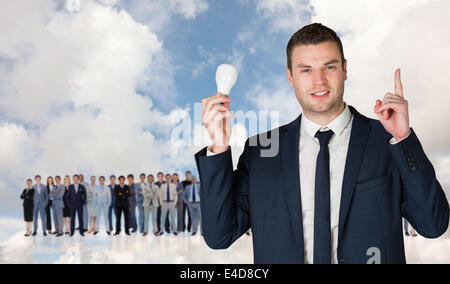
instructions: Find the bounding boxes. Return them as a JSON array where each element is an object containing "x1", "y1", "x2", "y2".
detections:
[
  {"x1": 159, "y1": 174, "x2": 178, "y2": 236},
  {"x1": 183, "y1": 176, "x2": 202, "y2": 236},
  {"x1": 143, "y1": 174, "x2": 160, "y2": 236},
  {"x1": 79, "y1": 174, "x2": 89, "y2": 233},
  {"x1": 67, "y1": 175, "x2": 87, "y2": 237},
  {"x1": 181, "y1": 171, "x2": 193, "y2": 232},
  {"x1": 196, "y1": 23, "x2": 449, "y2": 264},
  {"x1": 50, "y1": 176, "x2": 65, "y2": 237},
  {"x1": 127, "y1": 174, "x2": 138, "y2": 233},
  {"x1": 108, "y1": 175, "x2": 117, "y2": 233},
  {"x1": 114, "y1": 176, "x2": 131, "y2": 236},
  {"x1": 155, "y1": 172, "x2": 169, "y2": 234},
  {"x1": 32, "y1": 175, "x2": 49, "y2": 236},
  {"x1": 135, "y1": 173, "x2": 146, "y2": 234}
]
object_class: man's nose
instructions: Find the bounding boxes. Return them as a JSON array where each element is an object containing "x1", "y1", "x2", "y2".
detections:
[{"x1": 312, "y1": 69, "x2": 326, "y2": 85}]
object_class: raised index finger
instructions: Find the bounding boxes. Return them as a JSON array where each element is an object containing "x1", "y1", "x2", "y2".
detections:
[{"x1": 395, "y1": 68, "x2": 404, "y2": 97}]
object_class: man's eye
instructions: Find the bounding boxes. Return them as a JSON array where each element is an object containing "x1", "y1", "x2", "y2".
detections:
[
  {"x1": 302, "y1": 69, "x2": 311, "y2": 73},
  {"x1": 326, "y1": 66, "x2": 335, "y2": 70}
]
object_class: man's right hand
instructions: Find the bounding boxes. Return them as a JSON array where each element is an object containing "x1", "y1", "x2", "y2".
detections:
[{"x1": 201, "y1": 93, "x2": 235, "y2": 154}]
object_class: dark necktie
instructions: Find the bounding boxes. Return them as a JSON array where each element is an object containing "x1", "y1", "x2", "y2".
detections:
[
  {"x1": 167, "y1": 184, "x2": 170, "y2": 202},
  {"x1": 314, "y1": 129, "x2": 334, "y2": 264},
  {"x1": 192, "y1": 184, "x2": 196, "y2": 202}
]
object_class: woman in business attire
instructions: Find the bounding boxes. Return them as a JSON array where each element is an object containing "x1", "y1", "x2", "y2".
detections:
[
  {"x1": 87, "y1": 176, "x2": 98, "y2": 234},
  {"x1": 21, "y1": 178, "x2": 35, "y2": 237},
  {"x1": 46, "y1": 177, "x2": 55, "y2": 235},
  {"x1": 63, "y1": 175, "x2": 71, "y2": 235}
]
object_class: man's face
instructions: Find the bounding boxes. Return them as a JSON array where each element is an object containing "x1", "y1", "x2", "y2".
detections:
[
  {"x1": 73, "y1": 177, "x2": 79, "y2": 184},
  {"x1": 35, "y1": 177, "x2": 41, "y2": 184},
  {"x1": 80, "y1": 175, "x2": 84, "y2": 182},
  {"x1": 186, "y1": 172, "x2": 191, "y2": 180},
  {"x1": 140, "y1": 176, "x2": 145, "y2": 183},
  {"x1": 91, "y1": 176, "x2": 96, "y2": 184},
  {"x1": 27, "y1": 180, "x2": 32, "y2": 188},
  {"x1": 55, "y1": 178, "x2": 61, "y2": 185},
  {"x1": 286, "y1": 41, "x2": 347, "y2": 120},
  {"x1": 110, "y1": 177, "x2": 116, "y2": 185},
  {"x1": 157, "y1": 174, "x2": 164, "y2": 182},
  {"x1": 165, "y1": 175, "x2": 171, "y2": 184},
  {"x1": 119, "y1": 178, "x2": 125, "y2": 185},
  {"x1": 99, "y1": 178, "x2": 105, "y2": 186},
  {"x1": 128, "y1": 177, "x2": 134, "y2": 184},
  {"x1": 148, "y1": 176, "x2": 154, "y2": 184}
]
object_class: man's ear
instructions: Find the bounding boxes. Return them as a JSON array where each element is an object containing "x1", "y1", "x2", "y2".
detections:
[
  {"x1": 286, "y1": 67, "x2": 294, "y2": 88},
  {"x1": 343, "y1": 59, "x2": 348, "y2": 81}
]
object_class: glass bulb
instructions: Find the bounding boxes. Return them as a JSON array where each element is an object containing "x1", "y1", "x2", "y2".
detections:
[{"x1": 216, "y1": 64, "x2": 238, "y2": 95}]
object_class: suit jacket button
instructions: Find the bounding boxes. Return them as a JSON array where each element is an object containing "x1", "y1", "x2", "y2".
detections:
[{"x1": 412, "y1": 167, "x2": 417, "y2": 172}]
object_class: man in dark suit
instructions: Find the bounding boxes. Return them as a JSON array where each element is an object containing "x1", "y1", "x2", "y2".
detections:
[
  {"x1": 181, "y1": 171, "x2": 193, "y2": 232},
  {"x1": 196, "y1": 23, "x2": 449, "y2": 264},
  {"x1": 114, "y1": 176, "x2": 131, "y2": 236},
  {"x1": 66, "y1": 175, "x2": 87, "y2": 237}
]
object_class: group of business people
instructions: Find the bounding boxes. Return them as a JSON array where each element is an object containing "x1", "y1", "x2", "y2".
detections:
[{"x1": 20, "y1": 171, "x2": 203, "y2": 238}]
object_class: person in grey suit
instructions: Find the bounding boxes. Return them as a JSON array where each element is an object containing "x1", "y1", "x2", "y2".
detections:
[
  {"x1": 128, "y1": 175, "x2": 138, "y2": 233},
  {"x1": 135, "y1": 174, "x2": 146, "y2": 234},
  {"x1": 183, "y1": 175, "x2": 202, "y2": 236},
  {"x1": 159, "y1": 174, "x2": 178, "y2": 236},
  {"x1": 32, "y1": 175, "x2": 49, "y2": 236},
  {"x1": 79, "y1": 174, "x2": 89, "y2": 233},
  {"x1": 94, "y1": 176, "x2": 111, "y2": 235},
  {"x1": 173, "y1": 173, "x2": 185, "y2": 233},
  {"x1": 143, "y1": 175, "x2": 160, "y2": 236},
  {"x1": 50, "y1": 176, "x2": 65, "y2": 237}
]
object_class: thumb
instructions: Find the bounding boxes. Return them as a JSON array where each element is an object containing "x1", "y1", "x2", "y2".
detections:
[{"x1": 374, "y1": 100, "x2": 384, "y2": 121}]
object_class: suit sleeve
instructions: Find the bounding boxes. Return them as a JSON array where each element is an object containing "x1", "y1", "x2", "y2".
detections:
[
  {"x1": 195, "y1": 141, "x2": 250, "y2": 250},
  {"x1": 81, "y1": 186, "x2": 87, "y2": 204},
  {"x1": 389, "y1": 128, "x2": 449, "y2": 238}
]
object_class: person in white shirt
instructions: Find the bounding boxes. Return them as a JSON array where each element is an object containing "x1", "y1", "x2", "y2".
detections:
[
  {"x1": 159, "y1": 174, "x2": 178, "y2": 236},
  {"x1": 143, "y1": 175, "x2": 160, "y2": 236}
]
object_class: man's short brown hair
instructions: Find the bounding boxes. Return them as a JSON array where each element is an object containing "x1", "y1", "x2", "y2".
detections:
[{"x1": 286, "y1": 23, "x2": 345, "y2": 72}]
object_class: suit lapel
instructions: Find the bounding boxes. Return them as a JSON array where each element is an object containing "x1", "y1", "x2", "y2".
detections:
[
  {"x1": 338, "y1": 106, "x2": 372, "y2": 243},
  {"x1": 280, "y1": 114, "x2": 304, "y2": 260}
]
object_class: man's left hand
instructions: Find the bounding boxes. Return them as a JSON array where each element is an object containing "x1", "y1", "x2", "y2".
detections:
[{"x1": 374, "y1": 68, "x2": 411, "y2": 141}]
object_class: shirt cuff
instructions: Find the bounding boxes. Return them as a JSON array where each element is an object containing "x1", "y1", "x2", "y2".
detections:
[
  {"x1": 206, "y1": 146, "x2": 229, "y2": 156},
  {"x1": 389, "y1": 131, "x2": 412, "y2": 145}
]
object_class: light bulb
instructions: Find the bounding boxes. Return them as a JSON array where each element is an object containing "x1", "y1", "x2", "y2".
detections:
[{"x1": 216, "y1": 64, "x2": 238, "y2": 95}]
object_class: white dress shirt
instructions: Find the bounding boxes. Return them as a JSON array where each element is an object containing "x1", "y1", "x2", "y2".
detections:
[{"x1": 299, "y1": 103, "x2": 353, "y2": 264}]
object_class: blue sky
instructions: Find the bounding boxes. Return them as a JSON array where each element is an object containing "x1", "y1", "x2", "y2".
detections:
[{"x1": 1, "y1": 0, "x2": 450, "y2": 220}]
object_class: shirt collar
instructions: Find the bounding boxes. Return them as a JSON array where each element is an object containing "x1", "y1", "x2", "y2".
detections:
[{"x1": 301, "y1": 102, "x2": 352, "y2": 139}]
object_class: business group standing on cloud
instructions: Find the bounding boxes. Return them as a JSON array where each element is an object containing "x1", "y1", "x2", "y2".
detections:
[{"x1": 20, "y1": 171, "x2": 203, "y2": 238}]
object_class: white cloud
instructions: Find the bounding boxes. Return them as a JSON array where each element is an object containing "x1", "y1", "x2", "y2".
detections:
[
  {"x1": 253, "y1": 0, "x2": 313, "y2": 34},
  {"x1": 169, "y1": 0, "x2": 208, "y2": 19}
]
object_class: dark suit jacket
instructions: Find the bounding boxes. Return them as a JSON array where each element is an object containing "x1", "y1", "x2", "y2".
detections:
[
  {"x1": 114, "y1": 184, "x2": 130, "y2": 208},
  {"x1": 195, "y1": 105, "x2": 449, "y2": 264},
  {"x1": 21, "y1": 188, "x2": 35, "y2": 208},
  {"x1": 66, "y1": 184, "x2": 87, "y2": 209}
]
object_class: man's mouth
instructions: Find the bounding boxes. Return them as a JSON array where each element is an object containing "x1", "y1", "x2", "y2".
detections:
[{"x1": 310, "y1": 90, "x2": 330, "y2": 97}]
